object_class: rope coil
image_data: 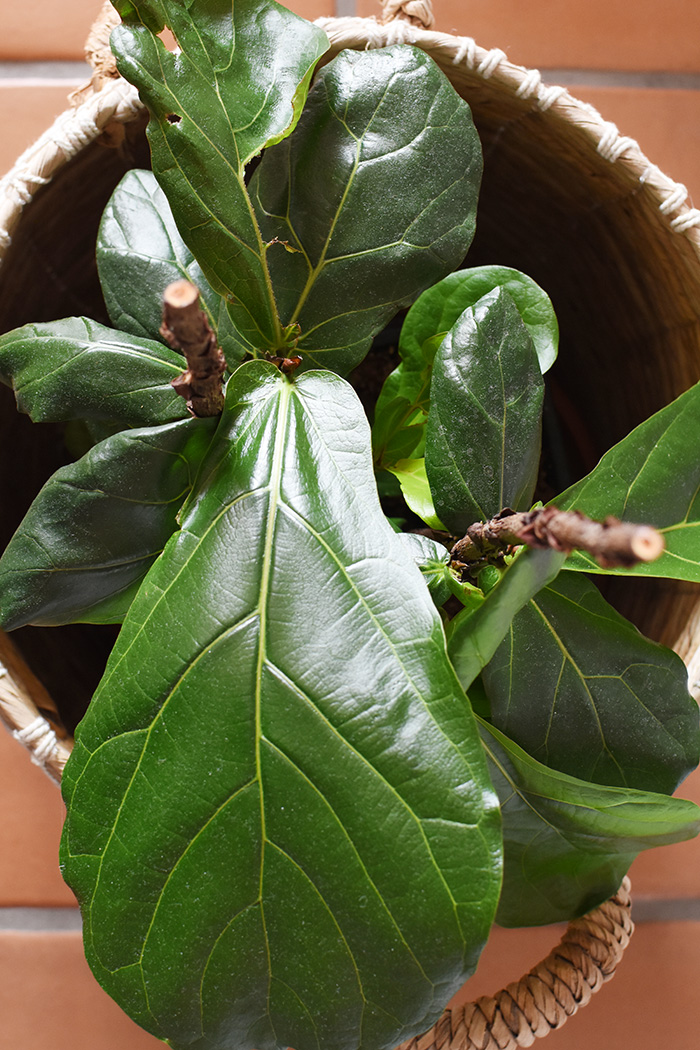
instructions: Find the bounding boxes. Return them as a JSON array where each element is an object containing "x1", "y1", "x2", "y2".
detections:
[
  {"x1": 398, "y1": 879, "x2": 633, "y2": 1050},
  {"x1": 382, "y1": 0, "x2": 435, "y2": 28}
]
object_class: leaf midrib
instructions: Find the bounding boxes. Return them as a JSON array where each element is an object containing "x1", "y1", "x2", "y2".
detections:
[{"x1": 256, "y1": 377, "x2": 292, "y2": 996}]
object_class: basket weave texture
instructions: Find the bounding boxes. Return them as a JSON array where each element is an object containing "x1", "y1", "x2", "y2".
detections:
[{"x1": 2, "y1": 0, "x2": 695, "y2": 1044}]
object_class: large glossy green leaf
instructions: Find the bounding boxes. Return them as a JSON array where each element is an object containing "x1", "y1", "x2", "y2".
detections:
[
  {"x1": 97, "y1": 169, "x2": 245, "y2": 362},
  {"x1": 0, "y1": 317, "x2": 188, "y2": 425},
  {"x1": 111, "y1": 0, "x2": 329, "y2": 353},
  {"x1": 447, "y1": 547, "x2": 566, "y2": 693},
  {"x1": 251, "y1": 45, "x2": 482, "y2": 374},
  {"x1": 0, "y1": 418, "x2": 214, "y2": 630},
  {"x1": 481, "y1": 571, "x2": 700, "y2": 795},
  {"x1": 556, "y1": 381, "x2": 700, "y2": 580},
  {"x1": 61, "y1": 362, "x2": 501, "y2": 1050},
  {"x1": 425, "y1": 288, "x2": 544, "y2": 534},
  {"x1": 478, "y1": 718, "x2": 700, "y2": 927}
]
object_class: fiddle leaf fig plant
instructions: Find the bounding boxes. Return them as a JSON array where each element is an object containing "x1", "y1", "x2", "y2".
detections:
[{"x1": 0, "y1": 3, "x2": 699, "y2": 1050}]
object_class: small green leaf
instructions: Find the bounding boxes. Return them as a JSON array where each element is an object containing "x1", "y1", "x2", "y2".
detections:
[
  {"x1": 400, "y1": 266, "x2": 558, "y2": 375},
  {"x1": 111, "y1": 0, "x2": 330, "y2": 352},
  {"x1": 386, "y1": 458, "x2": 446, "y2": 530},
  {"x1": 425, "y1": 288, "x2": 544, "y2": 534},
  {"x1": 481, "y1": 572, "x2": 700, "y2": 794},
  {"x1": 0, "y1": 418, "x2": 215, "y2": 629},
  {"x1": 97, "y1": 169, "x2": 245, "y2": 362},
  {"x1": 447, "y1": 547, "x2": 565, "y2": 693},
  {"x1": 372, "y1": 333, "x2": 442, "y2": 470},
  {"x1": 251, "y1": 45, "x2": 482, "y2": 374},
  {"x1": 61, "y1": 362, "x2": 501, "y2": 1050},
  {"x1": 478, "y1": 718, "x2": 700, "y2": 927},
  {"x1": 556, "y1": 380, "x2": 700, "y2": 581},
  {"x1": 374, "y1": 266, "x2": 556, "y2": 472},
  {"x1": 0, "y1": 317, "x2": 188, "y2": 425},
  {"x1": 397, "y1": 532, "x2": 453, "y2": 606}
]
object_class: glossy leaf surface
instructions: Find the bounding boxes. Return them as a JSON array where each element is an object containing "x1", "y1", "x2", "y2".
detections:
[
  {"x1": 425, "y1": 288, "x2": 544, "y2": 534},
  {"x1": 251, "y1": 45, "x2": 482, "y2": 373},
  {"x1": 478, "y1": 718, "x2": 700, "y2": 927},
  {"x1": 556, "y1": 381, "x2": 700, "y2": 580},
  {"x1": 0, "y1": 418, "x2": 214, "y2": 630},
  {"x1": 447, "y1": 548, "x2": 565, "y2": 693},
  {"x1": 97, "y1": 169, "x2": 244, "y2": 362},
  {"x1": 0, "y1": 317, "x2": 187, "y2": 425},
  {"x1": 373, "y1": 264, "x2": 555, "y2": 471},
  {"x1": 400, "y1": 266, "x2": 558, "y2": 375},
  {"x1": 61, "y1": 362, "x2": 501, "y2": 1050},
  {"x1": 111, "y1": 0, "x2": 329, "y2": 352},
  {"x1": 481, "y1": 572, "x2": 700, "y2": 794}
]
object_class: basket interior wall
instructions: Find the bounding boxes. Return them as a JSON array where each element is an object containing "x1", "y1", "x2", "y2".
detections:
[{"x1": 1, "y1": 73, "x2": 700, "y2": 728}]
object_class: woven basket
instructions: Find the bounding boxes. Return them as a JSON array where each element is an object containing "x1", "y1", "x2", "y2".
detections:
[{"x1": 3, "y1": 0, "x2": 698, "y2": 1043}]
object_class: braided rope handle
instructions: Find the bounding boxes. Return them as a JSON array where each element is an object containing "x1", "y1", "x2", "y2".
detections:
[{"x1": 398, "y1": 879, "x2": 634, "y2": 1050}]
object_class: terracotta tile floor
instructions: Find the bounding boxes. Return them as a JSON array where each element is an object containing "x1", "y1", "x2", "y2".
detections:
[{"x1": 359, "y1": 0, "x2": 700, "y2": 72}]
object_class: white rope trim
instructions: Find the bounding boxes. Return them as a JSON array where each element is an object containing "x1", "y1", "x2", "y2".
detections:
[
  {"x1": 537, "y1": 84, "x2": 568, "y2": 111},
  {"x1": 12, "y1": 715, "x2": 60, "y2": 770},
  {"x1": 0, "y1": 77, "x2": 141, "y2": 260},
  {"x1": 658, "y1": 182, "x2": 689, "y2": 214},
  {"x1": 670, "y1": 208, "x2": 700, "y2": 232},
  {"x1": 515, "y1": 68, "x2": 543, "y2": 99},
  {"x1": 451, "y1": 37, "x2": 477, "y2": 67},
  {"x1": 476, "y1": 47, "x2": 507, "y2": 79}
]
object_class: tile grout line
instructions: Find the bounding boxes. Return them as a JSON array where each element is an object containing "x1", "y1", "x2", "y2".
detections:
[
  {"x1": 1, "y1": 900, "x2": 700, "y2": 931},
  {"x1": 0, "y1": 908, "x2": 82, "y2": 932},
  {"x1": 1, "y1": 58, "x2": 700, "y2": 90}
]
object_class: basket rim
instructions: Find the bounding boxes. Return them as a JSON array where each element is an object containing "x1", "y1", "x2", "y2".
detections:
[{"x1": 1, "y1": 12, "x2": 699, "y2": 260}]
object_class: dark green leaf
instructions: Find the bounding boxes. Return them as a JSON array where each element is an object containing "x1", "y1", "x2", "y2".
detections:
[
  {"x1": 400, "y1": 266, "x2": 558, "y2": 375},
  {"x1": 0, "y1": 418, "x2": 215, "y2": 629},
  {"x1": 373, "y1": 268, "x2": 555, "y2": 471},
  {"x1": 447, "y1": 547, "x2": 566, "y2": 693},
  {"x1": 481, "y1": 572, "x2": 700, "y2": 794},
  {"x1": 425, "y1": 288, "x2": 544, "y2": 533},
  {"x1": 0, "y1": 317, "x2": 188, "y2": 425},
  {"x1": 478, "y1": 718, "x2": 700, "y2": 927},
  {"x1": 111, "y1": 0, "x2": 329, "y2": 352},
  {"x1": 61, "y1": 362, "x2": 501, "y2": 1050},
  {"x1": 556, "y1": 381, "x2": 700, "y2": 581},
  {"x1": 97, "y1": 169, "x2": 245, "y2": 363},
  {"x1": 251, "y1": 45, "x2": 482, "y2": 374}
]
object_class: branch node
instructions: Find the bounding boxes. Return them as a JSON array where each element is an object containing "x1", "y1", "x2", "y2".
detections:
[
  {"x1": 161, "y1": 279, "x2": 227, "y2": 417},
  {"x1": 450, "y1": 506, "x2": 665, "y2": 571}
]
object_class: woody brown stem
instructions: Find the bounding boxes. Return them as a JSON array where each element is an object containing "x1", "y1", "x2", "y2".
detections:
[
  {"x1": 450, "y1": 506, "x2": 665, "y2": 570},
  {"x1": 161, "y1": 280, "x2": 227, "y2": 417}
]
